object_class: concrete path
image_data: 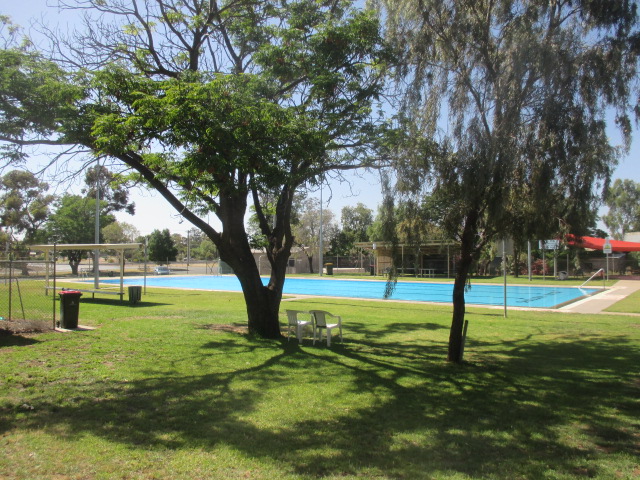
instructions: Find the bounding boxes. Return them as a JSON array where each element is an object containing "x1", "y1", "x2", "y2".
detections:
[{"x1": 560, "y1": 280, "x2": 640, "y2": 314}]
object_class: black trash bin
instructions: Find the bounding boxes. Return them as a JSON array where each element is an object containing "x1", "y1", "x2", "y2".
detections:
[
  {"x1": 128, "y1": 285, "x2": 142, "y2": 304},
  {"x1": 369, "y1": 265, "x2": 375, "y2": 276},
  {"x1": 58, "y1": 290, "x2": 83, "y2": 329},
  {"x1": 325, "y1": 263, "x2": 334, "y2": 275}
]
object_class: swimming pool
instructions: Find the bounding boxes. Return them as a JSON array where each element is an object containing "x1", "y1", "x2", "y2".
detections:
[{"x1": 103, "y1": 275, "x2": 600, "y2": 308}]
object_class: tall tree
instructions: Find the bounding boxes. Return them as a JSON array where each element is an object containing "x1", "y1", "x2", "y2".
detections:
[
  {"x1": 0, "y1": 1, "x2": 388, "y2": 337},
  {"x1": 102, "y1": 221, "x2": 140, "y2": 244},
  {"x1": 602, "y1": 179, "x2": 640, "y2": 239},
  {"x1": 331, "y1": 202, "x2": 374, "y2": 254},
  {"x1": 0, "y1": 170, "x2": 55, "y2": 245},
  {"x1": 378, "y1": 0, "x2": 639, "y2": 361},
  {"x1": 147, "y1": 229, "x2": 178, "y2": 265},
  {"x1": 292, "y1": 196, "x2": 337, "y2": 273},
  {"x1": 194, "y1": 237, "x2": 218, "y2": 261},
  {"x1": 82, "y1": 164, "x2": 135, "y2": 216},
  {"x1": 342, "y1": 203, "x2": 374, "y2": 242}
]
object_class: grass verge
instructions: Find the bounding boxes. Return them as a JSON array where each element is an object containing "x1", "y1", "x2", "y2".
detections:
[
  {"x1": 605, "y1": 288, "x2": 640, "y2": 314},
  {"x1": 1, "y1": 288, "x2": 639, "y2": 479}
]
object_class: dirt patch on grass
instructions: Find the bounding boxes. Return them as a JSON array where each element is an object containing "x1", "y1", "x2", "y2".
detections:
[
  {"x1": 200, "y1": 323, "x2": 248, "y2": 334},
  {"x1": 0, "y1": 319, "x2": 53, "y2": 336}
]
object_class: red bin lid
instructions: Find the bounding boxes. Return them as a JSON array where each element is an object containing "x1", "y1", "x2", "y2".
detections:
[{"x1": 59, "y1": 290, "x2": 82, "y2": 295}]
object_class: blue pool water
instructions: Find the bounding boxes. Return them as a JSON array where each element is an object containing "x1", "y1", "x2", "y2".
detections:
[{"x1": 102, "y1": 275, "x2": 599, "y2": 308}]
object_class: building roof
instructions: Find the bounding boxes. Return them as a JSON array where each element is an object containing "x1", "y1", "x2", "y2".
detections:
[{"x1": 565, "y1": 235, "x2": 640, "y2": 252}]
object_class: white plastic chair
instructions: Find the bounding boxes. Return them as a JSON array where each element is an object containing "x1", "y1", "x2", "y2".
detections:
[
  {"x1": 285, "y1": 310, "x2": 313, "y2": 343},
  {"x1": 310, "y1": 310, "x2": 343, "y2": 347}
]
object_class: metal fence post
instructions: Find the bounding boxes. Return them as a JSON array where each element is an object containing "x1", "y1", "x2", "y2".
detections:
[
  {"x1": 8, "y1": 253, "x2": 12, "y2": 321},
  {"x1": 53, "y1": 243, "x2": 57, "y2": 329}
]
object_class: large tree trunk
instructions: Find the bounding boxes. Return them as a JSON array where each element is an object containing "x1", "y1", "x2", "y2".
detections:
[
  {"x1": 235, "y1": 262, "x2": 283, "y2": 338},
  {"x1": 513, "y1": 245, "x2": 520, "y2": 278},
  {"x1": 448, "y1": 248, "x2": 474, "y2": 362},
  {"x1": 67, "y1": 250, "x2": 83, "y2": 276},
  {"x1": 216, "y1": 193, "x2": 288, "y2": 339},
  {"x1": 219, "y1": 242, "x2": 284, "y2": 338},
  {"x1": 448, "y1": 211, "x2": 480, "y2": 363},
  {"x1": 117, "y1": 152, "x2": 289, "y2": 339}
]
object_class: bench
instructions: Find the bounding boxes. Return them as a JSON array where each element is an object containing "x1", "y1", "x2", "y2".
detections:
[
  {"x1": 419, "y1": 268, "x2": 436, "y2": 278},
  {"x1": 332, "y1": 267, "x2": 366, "y2": 274},
  {"x1": 46, "y1": 285, "x2": 142, "y2": 304}
]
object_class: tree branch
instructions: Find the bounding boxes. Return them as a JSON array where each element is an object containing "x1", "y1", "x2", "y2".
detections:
[{"x1": 116, "y1": 151, "x2": 221, "y2": 243}]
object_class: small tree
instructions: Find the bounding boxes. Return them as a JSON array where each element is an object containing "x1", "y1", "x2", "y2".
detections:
[
  {"x1": 45, "y1": 194, "x2": 115, "y2": 274},
  {"x1": 194, "y1": 238, "x2": 218, "y2": 262},
  {"x1": 147, "y1": 229, "x2": 178, "y2": 265},
  {"x1": 102, "y1": 221, "x2": 141, "y2": 261}
]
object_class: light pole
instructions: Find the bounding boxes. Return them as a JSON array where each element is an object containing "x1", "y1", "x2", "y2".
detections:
[
  {"x1": 319, "y1": 179, "x2": 323, "y2": 276},
  {"x1": 372, "y1": 243, "x2": 377, "y2": 276},
  {"x1": 93, "y1": 161, "x2": 101, "y2": 289}
]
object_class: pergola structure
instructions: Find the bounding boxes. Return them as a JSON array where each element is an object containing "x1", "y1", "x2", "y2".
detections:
[
  {"x1": 31, "y1": 243, "x2": 141, "y2": 300},
  {"x1": 356, "y1": 240, "x2": 460, "y2": 277}
]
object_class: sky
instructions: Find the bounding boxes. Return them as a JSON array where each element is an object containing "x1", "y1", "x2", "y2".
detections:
[{"x1": 2, "y1": 0, "x2": 639, "y2": 237}]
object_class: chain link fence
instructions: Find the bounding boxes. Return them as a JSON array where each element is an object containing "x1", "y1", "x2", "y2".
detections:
[{"x1": 0, "y1": 255, "x2": 55, "y2": 334}]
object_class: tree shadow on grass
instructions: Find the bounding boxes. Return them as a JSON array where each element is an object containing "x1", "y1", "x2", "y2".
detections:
[
  {"x1": 80, "y1": 297, "x2": 171, "y2": 308},
  {"x1": 0, "y1": 333, "x2": 40, "y2": 347},
  {"x1": 297, "y1": 298, "x2": 453, "y2": 315},
  {"x1": 3, "y1": 329, "x2": 639, "y2": 479},
  {"x1": 348, "y1": 320, "x2": 447, "y2": 335}
]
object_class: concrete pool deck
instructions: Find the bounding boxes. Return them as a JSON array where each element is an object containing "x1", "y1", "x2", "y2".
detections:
[{"x1": 560, "y1": 280, "x2": 640, "y2": 314}]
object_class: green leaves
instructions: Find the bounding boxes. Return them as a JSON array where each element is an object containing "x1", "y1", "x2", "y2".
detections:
[
  {"x1": 90, "y1": 70, "x2": 327, "y2": 194},
  {"x1": 0, "y1": 170, "x2": 54, "y2": 242},
  {"x1": 0, "y1": 49, "x2": 84, "y2": 161},
  {"x1": 147, "y1": 228, "x2": 178, "y2": 263},
  {"x1": 602, "y1": 179, "x2": 640, "y2": 239},
  {"x1": 381, "y1": 0, "x2": 638, "y2": 241},
  {"x1": 254, "y1": 5, "x2": 385, "y2": 111},
  {"x1": 45, "y1": 194, "x2": 115, "y2": 245},
  {"x1": 0, "y1": 1, "x2": 388, "y2": 336}
]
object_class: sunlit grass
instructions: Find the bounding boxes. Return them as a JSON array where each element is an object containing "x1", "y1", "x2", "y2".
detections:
[
  {"x1": 606, "y1": 288, "x2": 640, "y2": 314},
  {"x1": 1, "y1": 287, "x2": 638, "y2": 479}
]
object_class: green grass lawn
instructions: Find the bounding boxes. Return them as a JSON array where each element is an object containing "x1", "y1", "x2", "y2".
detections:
[
  {"x1": 606, "y1": 288, "x2": 640, "y2": 314},
  {"x1": 1, "y1": 287, "x2": 639, "y2": 479}
]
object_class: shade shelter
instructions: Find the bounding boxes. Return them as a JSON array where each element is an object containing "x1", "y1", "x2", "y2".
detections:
[
  {"x1": 565, "y1": 235, "x2": 640, "y2": 252},
  {"x1": 31, "y1": 243, "x2": 141, "y2": 301},
  {"x1": 355, "y1": 240, "x2": 460, "y2": 277}
]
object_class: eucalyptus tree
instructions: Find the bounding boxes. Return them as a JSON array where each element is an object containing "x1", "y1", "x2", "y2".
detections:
[
  {"x1": 0, "y1": 170, "x2": 55, "y2": 245},
  {"x1": 0, "y1": 1, "x2": 388, "y2": 337},
  {"x1": 292, "y1": 196, "x2": 338, "y2": 273},
  {"x1": 340, "y1": 202, "x2": 374, "y2": 248},
  {"x1": 602, "y1": 179, "x2": 640, "y2": 239},
  {"x1": 102, "y1": 221, "x2": 140, "y2": 244},
  {"x1": 377, "y1": 0, "x2": 639, "y2": 361}
]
